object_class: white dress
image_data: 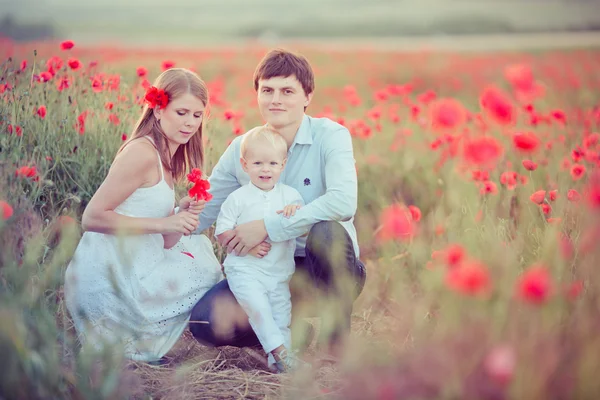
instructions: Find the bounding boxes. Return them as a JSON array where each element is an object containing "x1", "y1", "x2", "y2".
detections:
[{"x1": 64, "y1": 144, "x2": 223, "y2": 362}]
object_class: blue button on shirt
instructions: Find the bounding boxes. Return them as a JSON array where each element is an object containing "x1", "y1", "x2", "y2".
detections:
[{"x1": 198, "y1": 114, "x2": 360, "y2": 257}]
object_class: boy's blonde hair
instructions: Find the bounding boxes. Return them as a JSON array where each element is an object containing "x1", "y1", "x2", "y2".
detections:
[{"x1": 240, "y1": 126, "x2": 288, "y2": 158}]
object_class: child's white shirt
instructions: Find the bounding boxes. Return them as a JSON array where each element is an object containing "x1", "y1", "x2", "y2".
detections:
[{"x1": 215, "y1": 182, "x2": 305, "y2": 279}]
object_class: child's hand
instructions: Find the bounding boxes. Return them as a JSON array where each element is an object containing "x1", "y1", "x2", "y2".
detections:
[
  {"x1": 179, "y1": 196, "x2": 206, "y2": 215},
  {"x1": 277, "y1": 204, "x2": 301, "y2": 218},
  {"x1": 248, "y1": 241, "x2": 272, "y2": 258}
]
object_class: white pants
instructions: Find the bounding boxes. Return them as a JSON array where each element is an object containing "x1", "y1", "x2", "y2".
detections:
[{"x1": 228, "y1": 272, "x2": 292, "y2": 354}]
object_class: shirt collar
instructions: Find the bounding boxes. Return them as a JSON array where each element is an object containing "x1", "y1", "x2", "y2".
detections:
[
  {"x1": 248, "y1": 181, "x2": 278, "y2": 195},
  {"x1": 291, "y1": 115, "x2": 313, "y2": 146}
]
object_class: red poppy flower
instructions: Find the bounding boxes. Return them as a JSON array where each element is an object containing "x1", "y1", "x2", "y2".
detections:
[
  {"x1": 445, "y1": 259, "x2": 492, "y2": 297},
  {"x1": 583, "y1": 133, "x2": 599, "y2": 150},
  {"x1": 586, "y1": 170, "x2": 600, "y2": 209},
  {"x1": 515, "y1": 264, "x2": 553, "y2": 305},
  {"x1": 121, "y1": 134, "x2": 128, "y2": 141},
  {"x1": 91, "y1": 76, "x2": 103, "y2": 93},
  {"x1": 522, "y1": 159, "x2": 538, "y2": 171},
  {"x1": 15, "y1": 166, "x2": 38, "y2": 180},
  {"x1": 444, "y1": 244, "x2": 466, "y2": 268},
  {"x1": 408, "y1": 205, "x2": 421, "y2": 222},
  {"x1": 0, "y1": 200, "x2": 13, "y2": 220},
  {"x1": 136, "y1": 66, "x2": 148, "y2": 77},
  {"x1": 56, "y1": 76, "x2": 70, "y2": 92},
  {"x1": 39, "y1": 71, "x2": 53, "y2": 82},
  {"x1": 417, "y1": 89, "x2": 437, "y2": 105},
  {"x1": 570, "y1": 164, "x2": 586, "y2": 180},
  {"x1": 504, "y1": 64, "x2": 535, "y2": 92},
  {"x1": 472, "y1": 170, "x2": 490, "y2": 182},
  {"x1": 187, "y1": 168, "x2": 212, "y2": 201},
  {"x1": 500, "y1": 171, "x2": 518, "y2": 190},
  {"x1": 480, "y1": 180, "x2": 498, "y2": 195},
  {"x1": 60, "y1": 40, "x2": 75, "y2": 50},
  {"x1": 529, "y1": 190, "x2": 546, "y2": 205},
  {"x1": 36, "y1": 105, "x2": 47, "y2": 119},
  {"x1": 550, "y1": 109, "x2": 566, "y2": 124},
  {"x1": 480, "y1": 85, "x2": 516, "y2": 126},
  {"x1": 429, "y1": 98, "x2": 467, "y2": 132},
  {"x1": 567, "y1": 189, "x2": 581, "y2": 202},
  {"x1": 75, "y1": 112, "x2": 88, "y2": 135},
  {"x1": 67, "y1": 58, "x2": 81, "y2": 70},
  {"x1": 108, "y1": 113, "x2": 120, "y2": 126},
  {"x1": 161, "y1": 60, "x2": 175, "y2": 71},
  {"x1": 541, "y1": 203, "x2": 551, "y2": 215},
  {"x1": 377, "y1": 204, "x2": 415, "y2": 242},
  {"x1": 513, "y1": 132, "x2": 540, "y2": 153},
  {"x1": 144, "y1": 86, "x2": 169, "y2": 109},
  {"x1": 462, "y1": 136, "x2": 504, "y2": 168}
]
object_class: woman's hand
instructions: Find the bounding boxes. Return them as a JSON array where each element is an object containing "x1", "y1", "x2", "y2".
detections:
[
  {"x1": 179, "y1": 196, "x2": 206, "y2": 216},
  {"x1": 277, "y1": 204, "x2": 301, "y2": 218},
  {"x1": 248, "y1": 241, "x2": 272, "y2": 259},
  {"x1": 163, "y1": 211, "x2": 199, "y2": 235}
]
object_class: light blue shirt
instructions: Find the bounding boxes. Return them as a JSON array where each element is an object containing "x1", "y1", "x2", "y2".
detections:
[{"x1": 198, "y1": 114, "x2": 359, "y2": 257}]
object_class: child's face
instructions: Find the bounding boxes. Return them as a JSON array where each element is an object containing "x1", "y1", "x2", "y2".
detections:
[{"x1": 241, "y1": 143, "x2": 286, "y2": 191}]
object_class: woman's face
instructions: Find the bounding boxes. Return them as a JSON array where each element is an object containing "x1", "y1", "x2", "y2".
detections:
[{"x1": 155, "y1": 92, "x2": 205, "y2": 149}]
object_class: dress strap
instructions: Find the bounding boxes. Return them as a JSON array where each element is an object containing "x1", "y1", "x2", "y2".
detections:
[{"x1": 144, "y1": 136, "x2": 165, "y2": 181}]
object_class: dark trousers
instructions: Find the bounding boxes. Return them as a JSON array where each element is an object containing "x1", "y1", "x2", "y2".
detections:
[{"x1": 189, "y1": 221, "x2": 366, "y2": 348}]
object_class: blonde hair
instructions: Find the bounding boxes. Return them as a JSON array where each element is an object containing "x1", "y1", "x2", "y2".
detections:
[
  {"x1": 118, "y1": 68, "x2": 208, "y2": 181},
  {"x1": 240, "y1": 126, "x2": 287, "y2": 159}
]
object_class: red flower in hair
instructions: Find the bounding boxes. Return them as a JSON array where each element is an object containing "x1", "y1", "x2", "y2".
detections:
[
  {"x1": 144, "y1": 86, "x2": 169, "y2": 109},
  {"x1": 187, "y1": 168, "x2": 213, "y2": 201}
]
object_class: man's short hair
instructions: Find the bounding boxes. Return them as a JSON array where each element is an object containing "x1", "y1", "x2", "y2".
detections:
[{"x1": 253, "y1": 49, "x2": 315, "y2": 96}]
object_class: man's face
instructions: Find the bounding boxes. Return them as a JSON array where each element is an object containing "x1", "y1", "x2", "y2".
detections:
[{"x1": 257, "y1": 75, "x2": 312, "y2": 130}]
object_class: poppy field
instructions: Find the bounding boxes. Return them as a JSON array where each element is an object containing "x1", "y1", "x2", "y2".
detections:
[{"x1": 1, "y1": 38, "x2": 600, "y2": 399}]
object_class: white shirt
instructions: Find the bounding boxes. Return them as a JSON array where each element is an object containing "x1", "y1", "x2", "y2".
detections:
[
  {"x1": 215, "y1": 182, "x2": 305, "y2": 278},
  {"x1": 199, "y1": 115, "x2": 360, "y2": 257}
]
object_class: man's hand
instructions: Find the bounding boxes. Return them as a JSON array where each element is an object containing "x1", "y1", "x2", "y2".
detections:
[
  {"x1": 216, "y1": 229, "x2": 236, "y2": 247},
  {"x1": 225, "y1": 219, "x2": 268, "y2": 256}
]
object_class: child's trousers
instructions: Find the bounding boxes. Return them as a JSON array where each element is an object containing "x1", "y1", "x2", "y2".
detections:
[{"x1": 228, "y1": 272, "x2": 292, "y2": 354}]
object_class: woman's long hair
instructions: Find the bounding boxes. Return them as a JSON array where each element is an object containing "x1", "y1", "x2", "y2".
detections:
[{"x1": 119, "y1": 68, "x2": 208, "y2": 181}]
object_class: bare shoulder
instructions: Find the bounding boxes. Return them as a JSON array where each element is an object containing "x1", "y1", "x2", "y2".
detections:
[{"x1": 111, "y1": 138, "x2": 157, "y2": 173}]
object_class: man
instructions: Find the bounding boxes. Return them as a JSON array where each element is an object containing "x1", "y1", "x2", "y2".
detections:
[{"x1": 189, "y1": 48, "x2": 366, "y2": 355}]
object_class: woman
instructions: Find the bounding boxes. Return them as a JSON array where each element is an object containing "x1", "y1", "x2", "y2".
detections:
[{"x1": 64, "y1": 68, "x2": 223, "y2": 362}]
